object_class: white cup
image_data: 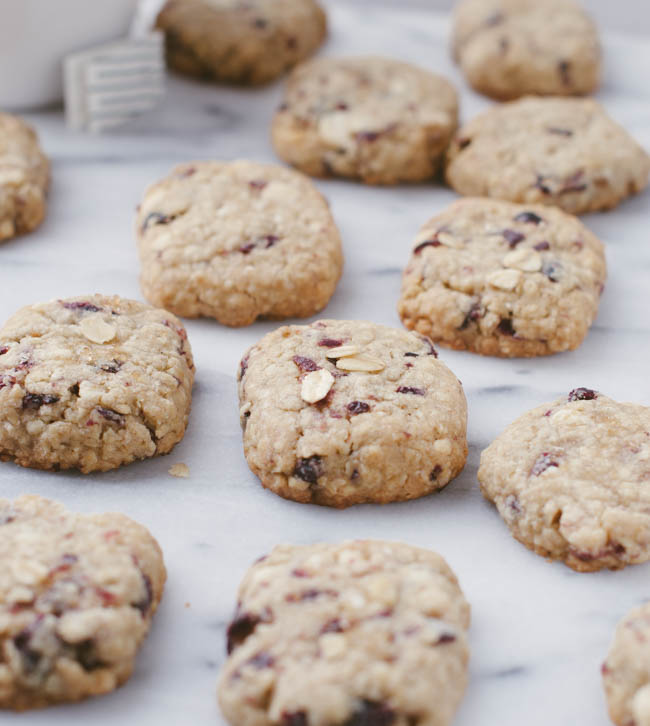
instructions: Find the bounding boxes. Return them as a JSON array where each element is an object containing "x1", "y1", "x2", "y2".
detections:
[{"x1": 0, "y1": 0, "x2": 140, "y2": 110}]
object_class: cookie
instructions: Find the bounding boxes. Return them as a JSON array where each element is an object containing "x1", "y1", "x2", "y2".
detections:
[
  {"x1": 478, "y1": 389, "x2": 650, "y2": 572},
  {"x1": 451, "y1": 0, "x2": 601, "y2": 100},
  {"x1": 0, "y1": 113, "x2": 49, "y2": 242},
  {"x1": 603, "y1": 603, "x2": 650, "y2": 726},
  {"x1": 238, "y1": 319, "x2": 468, "y2": 508},
  {"x1": 0, "y1": 495, "x2": 165, "y2": 710},
  {"x1": 398, "y1": 198, "x2": 606, "y2": 357},
  {"x1": 136, "y1": 161, "x2": 343, "y2": 327},
  {"x1": 155, "y1": 0, "x2": 326, "y2": 85},
  {"x1": 218, "y1": 540, "x2": 470, "y2": 726},
  {"x1": 445, "y1": 97, "x2": 650, "y2": 214},
  {"x1": 0, "y1": 294, "x2": 194, "y2": 473},
  {"x1": 272, "y1": 56, "x2": 458, "y2": 185}
]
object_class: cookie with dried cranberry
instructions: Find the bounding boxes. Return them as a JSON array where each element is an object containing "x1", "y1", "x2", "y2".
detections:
[
  {"x1": 603, "y1": 603, "x2": 650, "y2": 726},
  {"x1": 155, "y1": 0, "x2": 326, "y2": 85},
  {"x1": 218, "y1": 540, "x2": 470, "y2": 726},
  {"x1": 238, "y1": 319, "x2": 467, "y2": 508},
  {"x1": 398, "y1": 198, "x2": 606, "y2": 357},
  {"x1": 136, "y1": 160, "x2": 343, "y2": 327},
  {"x1": 272, "y1": 56, "x2": 458, "y2": 185},
  {"x1": 0, "y1": 495, "x2": 165, "y2": 710},
  {"x1": 478, "y1": 389, "x2": 650, "y2": 572},
  {"x1": 0, "y1": 294, "x2": 194, "y2": 473},
  {"x1": 0, "y1": 113, "x2": 49, "y2": 242},
  {"x1": 446, "y1": 97, "x2": 650, "y2": 214},
  {"x1": 451, "y1": 0, "x2": 601, "y2": 100}
]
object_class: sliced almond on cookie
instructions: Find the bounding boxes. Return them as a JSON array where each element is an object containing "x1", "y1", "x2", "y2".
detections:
[
  {"x1": 487, "y1": 269, "x2": 522, "y2": 291},
  {"x1": 79, "y1": 315, "x2": 116, "y2": 344},
  {"x1": 503, "y1": 249, "x2": 543, "y2": 272},
  {"x1": 336, "y1": 355, "x2": 385, "y2": 373},
  {"x1": 325, "y1": 344, "x2": 360, "y2": 359},
  {"x1": 301, "y1": 369, "x2": 334, "y2": 403}
]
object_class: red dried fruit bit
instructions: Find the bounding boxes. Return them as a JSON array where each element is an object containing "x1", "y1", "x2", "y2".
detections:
[
  {"x1": 505, "y1": 494, "x2": 521, "y2": 514},
  {"x1": 459, "y1": 301, "x2": 483, "y2": 330},
  {"x1": 0, "y1": 346, "x2": 8, "y2": 355},
  {"x1": 292, "y1": 356, "x2": 320, "y2": 372},
  {"x1": 503, "y1": 229, "x2": 525, "y2": 247},
  {"x1": 568, "y1": 388, "x2": 597, "y2": 402},
  {"x1": 141, "y1": 211, "x2": 173, "y2": 231},
  {"x1": 535, "y1": 174, "x2": 553, "y2": 195},
  {"x1": 96, "y1": 407, "x2": 126, "y2": 426},
  {"x1": 396, "y1": 386, "x2": 425, "y2": 396},
  {"x1": 282, "y1": 712, "x2": 308, "y2": 726},
  {"x1": 239, "y1": 353, "x2": 250, "y2": 379},
  {"x1": 247, "y1": 651, "x2": 274, "y2": 669},
  {"x1": 514, "y1": 211, "x2": 543, "y2": 225},
  {"x1": 418, "y1": 335, "x2": 438, "y2": 357},
  {"x1": 318, "y1": 338, "x2": 343, "y2": 347},
  {"x1": 436, "y1": 633, "x2": 457, "y2": 644},
  {"x1": 293, "y1": 455, "x2": 323, "y2": 483},
  {"x1": 404, "y1": 352, "x2": 418, "y2": 357},
  {"x1": 239, "y1": 243, "x2": 255, "y2": 254},
  {"x1": 292, "y1": 568, "x2": 310, "y2": 578},
  {"x1": 344, "y1": 700, "x2": 396, "y2": 726},
  {"x1": 560, "y1": 170, "x2": 587, "y2": 195},
  {"x1": 227, "y1": 612, "x2": 261, "y2": 654},
  {"x1": 162, "y1": 319, "x2": 188, "y2": 340},
  {"x1": 530, "y1": 452, "x2": 559, "y2": 476},
  {"x1": 457, "y1": 136, "x2": 472, "y2": 150},
  {"x1": 429, "y1": 465, "x2": 442, "y2": 481},
  {"x1": 497, "y1": 318, "x2": 515, "y2": 336},
  {"x1": 335, "y1": 102, "x2": 349, "y2": 110},
  {"x1": 249, "y1": 179, "x2": 267, "y2": 190},
  {"x1": 133, "y1": 573, "x2": 153, "y2": 616},
  {"x1": 62, "y1": 301, "x2": 101, "y2": 313},
  {"x1": 413, "y1": 238, "x2": 441, "y2": 254},
  {"x1": 22, "y1": 393, "x2": 59, "y2": 410},
  {"x1": 534, "y1": 241, "x2": 550, "y2": 251},
  {"x1": 347, "y1": 401, "x2": 370, "y2": 415},
  {"x1": 321, "y1": 618, "x2": 344, "y2": 633}
]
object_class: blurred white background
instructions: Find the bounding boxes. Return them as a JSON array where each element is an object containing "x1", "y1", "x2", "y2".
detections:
[{"x1": 349, "y1": 0, "x2": 650, "y2": 36}]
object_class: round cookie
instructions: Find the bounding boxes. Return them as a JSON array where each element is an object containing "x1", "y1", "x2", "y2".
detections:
[
  {"x1": 451, "y1": 0, "x2": 601, "y2": 100},
  {"x1": 603, "y1": 603, "x2": 650, "y2": 726},
  {"x1": 136, "y1": 161, "x2": 343, "y2": 327},
  {"x1": 398, "y1": 198, "x2": 606, "y2": 357},
  {"x1": 0, "y1": 113, "x2": 49, "y2": 242},
  {"x1": 0, "y1": 495, "x2": 165, "y2": 710},
  {"x1": 272, "y1": 56, "x2": 458, "y2": 185},
  {"x1": 218, "y1": 540, "x2": 470, "y2": 726},
  {"x1": 238, "y1": 319, "x2": 468, "y2": 508},
  {"x1": 0, "y1": 294, "x2": 194, "y2": 473},
  {"x1": 155, "y1": 0, "x2": 327, "y2": 86},
  {"x1": 445, "y1": 97, "x2": 650, "y2": 214},
  {"x1": 478, "y1": 389, "x2": 650, "y2": 572}
]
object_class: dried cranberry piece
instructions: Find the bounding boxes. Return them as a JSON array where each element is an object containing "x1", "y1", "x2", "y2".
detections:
[
  {"x1": 533, "y1": 241, "x2": 550, "y2": 251},
  {"x1": 264, "y1": 235, "x2": 279, "y2": 248},
  {"x1": 240, "y1": 243, "x2": 255, "y2": 254},
  {"x1": 239, "y1": 354, "x2": 250, "y2": 379},
  {"x1": 560, "y1": 170, "x2": 587, "y2": 194},
  {"x1": 22, "y1": 393, "x2": 59, "y2": 410},
  {"x1": 413, "y1": 238, "x2": 441, "y2": 254},
  {"x1": 62, "y1": 301, "x2": 102, "y2": 313},
  {"x1": 530, "y1": 453, "x2": 559, "y2": 476},
  {"x1": 335, "y1": 102, "x2": 349, "y2": 110},
  {"x1": 542, "y1": 262, "x2": 561, "y2": 282},
  {"x1": 459, "y1": 301, "x2": 483, "y2": 330},
  {"x1": 404, "y1": 352, "x2": 418, "y2": 358},
  {"x1": 249, "y1": 179, "x2": 267, "y2": 191},
  {"x1": 347, "y1": 401, "x2": 370, "y2": 415},
  {"x1": 292, "y1": 356, "x2": 320, "y2": 372},
  {"x1": 418, "y1": 335, "x2": 438, "y2": 357},
  {"x1": 497, "y1": 319, "x2": 515, "y2": 336},
  {"x1": 96, "y1": 407, "x2": 126, "y2": 426},
  {"x1": 141, "y1": 212, "x2": 174, "y2": 232},
  {"x1": 0, "y1": 345, "x2": 8, "y2": 355},
  {"x1": 505, "y1": 495, "x2": 521, "y2": 514},
  {"x1": 503, "y1": 229, "x2": 525, "y2": 247},
  {"x1": 293, "y1": 455, "x2": 323, "y2": 484},
  {"x1": 344, "y1": 701, "x2": 396, "y2": 726},
  {"x1": 513, "y1": 211, "x2": 543, "y2": 225},
  {"x1": 429, "y1": 465, "x2": 442, "y2": 481},
  {"x1": 227, "y1": 612, "x2": 261, "y2": 654},
  {"x1": 436, "y1": 633, "x2": 457, "y2": 644},
  {"x1": 535, "y1": 175, "x2": 552, "y2": 195},
  {"x1": 133, "y1": 573, "x2": 153, "y2": 616},
  {"x1": 568, "y1": 388, "x2": 597, "y2": 402},
  {"x1": 318, "y1": 338, "x2": 343, "y2": 348},
  {"x1": 396, "y1": 386, "x2": 425, "y2": 396},
  {"x1": 457, "y1": 137, "x2": 472, "y2": 150},
  {"x1": 355, "y1": 130, "x2": 381, "y2": 142},
  {"x1": 100, "y1": 359, "x2": 122, "y2": 373},
  {"x1": 282, "y1": 712, "x2": 308, "y2": 726}
]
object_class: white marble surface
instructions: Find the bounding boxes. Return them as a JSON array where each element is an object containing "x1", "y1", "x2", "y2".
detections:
[{"x1": 2, "y1": 2, "x2": 650, "y2": 724}]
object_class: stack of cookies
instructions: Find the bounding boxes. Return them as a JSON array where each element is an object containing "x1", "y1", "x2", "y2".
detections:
[{"x1": 1, "y1": 0, "x2": 650, "y2": 724}]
